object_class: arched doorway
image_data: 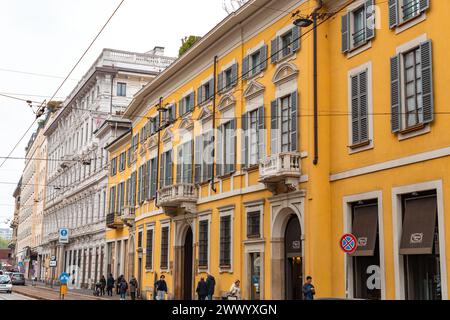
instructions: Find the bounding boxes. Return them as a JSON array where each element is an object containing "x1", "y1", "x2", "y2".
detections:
[
  {"x1": 285, "y1": 215, "x2": 302, "y2": 300},
  {"x1": 183, "y1": 227, "x2": 193, "y2": 299}
]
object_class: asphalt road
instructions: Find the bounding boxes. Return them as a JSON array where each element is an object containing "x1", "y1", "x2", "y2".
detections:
[{"x1": 0, "y1": 292, "x2": 35, "y2": 300}]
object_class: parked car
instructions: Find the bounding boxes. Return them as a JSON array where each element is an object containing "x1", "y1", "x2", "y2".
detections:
[
  {"x1": 10, "y1": 273, "x2": 25, "y2": 286},
  {"x1": 0, "y1": 275, "x2": 12, "y2": 293}
]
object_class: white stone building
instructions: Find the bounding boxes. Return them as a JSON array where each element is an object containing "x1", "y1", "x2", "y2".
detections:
[{"x1": 41, "y1": 47, "x2": 175, "y2": 288}]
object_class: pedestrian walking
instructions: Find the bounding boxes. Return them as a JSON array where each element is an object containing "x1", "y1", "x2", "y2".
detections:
[
  {"x1": 106, "y1": 273, "x2": 114, "y2": 297},
  {"x1": 119, "y1": 278, "x2": 128, "y2": 300},
  {"x1": 129, "y1": 275, "x2": 139, "y2": 300},
  {"x1": 155, "y1": 275, "x2": 168, "y2": 300},
  {"x1": 116, "y1": 274, "x2": 123, "y2": 295},
  {"x1": 196, "y1": 277, "x2": 208, "y2": 300},
  {"x1": 206, "y1": 273, "x2": 216, "y2": 300},
  {"x1": 228, "y1": 280, "x2": 241, "y2": 300},
  {"x1": 302, "y1": 276, "x2": 315, "y2": 300},
  {"x1": 100, "y1": 275, "x2": 106, "y2": 296}
]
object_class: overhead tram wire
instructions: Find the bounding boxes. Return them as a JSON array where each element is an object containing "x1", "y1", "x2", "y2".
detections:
[{"x1": 0, "y1": 0, "x2": 126, "y2": 169}]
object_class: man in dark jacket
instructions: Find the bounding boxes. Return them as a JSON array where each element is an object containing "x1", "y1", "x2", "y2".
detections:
[
  {"x1": 205, "y1": 273, "x2": 216, "y2": 300},
  {"x1": 155, "y1": 275, "x2": 168, "y2": 300},
  {"x1": 116, "y1": 275, "x2": 123, "y2": 295},
  {"x1": 196, "y1": 277, "x2": 208, "y2": 300},
  {"x1": 302, "y1": 276, "x2": 315, "y2": 300},
  {"x1": 106, "y1": 274, "x2": 114, "y2": 296}
]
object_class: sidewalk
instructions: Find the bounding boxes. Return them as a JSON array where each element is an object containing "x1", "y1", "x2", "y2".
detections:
[{"x1": 12, "y1": 282, "x2": 121, "y2": 300}]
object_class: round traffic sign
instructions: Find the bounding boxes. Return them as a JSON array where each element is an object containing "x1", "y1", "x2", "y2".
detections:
[
  {"x1": 60, "y1": 229, "x2": 68, "y2": 236},
  {"x1": 340, "y1": 233, "x2": 358, "y2": 254}
]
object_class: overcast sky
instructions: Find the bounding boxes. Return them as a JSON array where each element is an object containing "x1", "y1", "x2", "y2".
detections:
[{"x1": 0, "y1": 0, "x2": 230, "y2": 228}]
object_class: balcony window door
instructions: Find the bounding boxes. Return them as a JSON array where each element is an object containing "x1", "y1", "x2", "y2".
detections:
[
  {"x1": 270, "y1": 91, "x2": 298, "y2": 155},
  {"x1": 176, "y1": 140, "x2": 193, "y2": 184}
]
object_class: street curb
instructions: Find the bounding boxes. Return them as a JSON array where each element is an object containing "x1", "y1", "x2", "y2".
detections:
[
  {"x1": 12, "y1": 289, "x2": 48, "y2": 300},
  {"x1": 12, "y1": 286, "x2": 111, "y2": 301}
]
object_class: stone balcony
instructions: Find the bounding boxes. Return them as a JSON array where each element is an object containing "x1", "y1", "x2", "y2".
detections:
[
  {"x1": 120, "y1": 205, "x2": 136, "y2": 227},
  {"x1": 106, "y1": 212, "x2": 124, "y2": 229},
  {"x1": 156, "y1": 183, "x2": 198, "y2": 216},
  {"x1": 259, "y1": 152, "x2": 302, "y2": 194}
]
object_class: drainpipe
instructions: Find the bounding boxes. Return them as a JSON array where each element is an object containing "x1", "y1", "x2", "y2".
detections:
[
  {"x1": 312, "y1": 0, "x2": 322, "y2": 166},
  {"x1": 210, "y1": 56, "x2": 218, "y2": 193},
  {"x1": 155, "y1": 97, "x2": 163, "y2": 208}
]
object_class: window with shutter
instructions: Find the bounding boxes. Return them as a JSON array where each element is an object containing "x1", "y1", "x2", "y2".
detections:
[
  {"x1": 392, "y1": 40, "x2": 433, "y2": 133},
  {"x1": 145, "y1": 229, "x2": 153, "y2": 270},
  {"x1": 342, "y1": 1, "x2": 376, "y2": 54},
  {"x1": 160, "y1": 226, "x2": 169, "y2": 269},
  {"x1": 351, "y1": 71, "x2": 369, "y2": 145},
  {"x1": 202, "y1": 131, "x2": 213, "y2": 183},
  {"x1": 390, "y1": 0, "x2": 429, "y2": 29},
  {"x1": 150, "y1": 157, "x2": 157, "y2": 198},
  {"x1": 219, "y1": 215, "x2": 231, "y2": 267},
  {"x1": 222, "y1": 119, "x2": 236, "y2": 175},
  {"x1": 198, "y1": 220, "x2": 209, "y2": 268},
  {"x1": 247, "y1": 211, "x2": 260, "y2": 238},
  {"x1": 194, "y1": 135, "x2": 203, "y2": 184}
]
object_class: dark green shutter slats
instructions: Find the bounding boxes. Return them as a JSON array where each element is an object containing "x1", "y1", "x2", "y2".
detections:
[
  {"x1": 389, "y1": 0, "x2": 398, "y2": 29},
  {"x1": 217, "y1": 72, "x2": 224, "y2": 93},
  {"x1": 216, "y1": 125, "x2": 222, "y2": 176},
  {"x1": 292, "y1": 25, "x2": 300, "y2": 52},
  {"x1": 230, "y1": 118, "x2": 236, "y2": 173},
  {"x1": 365, "y1": 0, "x2": 375, "y2": 40},
  {"x1": 150, "y1": 158, "x2": 157, "y2": 198},
  {"x1": 270, "y1": 99, "x2": 279, "y2": 155},
  {"x1": 420, "y1": 0, "x2": 430, "y2": 13},
  {"x1": 189, "y1": 92, "x2": 195, "y2": 112},
  {"x1": 421, "y1": 40, "x2": 434, "y2": 124},
  {"x1": 271, "y1": 37, "x2": 279, "y2": 63},
  {"x1": 176, "y1": 146, "x2": 182, "y2": 184},
  {"x1": 341, "y1": 13, "x2": 350, "y2": 53},
  {"x1": 241, "y1": 113, "x2": 248, "y2": 169},
  {"x1": 231, "y1": 63, "x2": 238, "y2": 87},
  {"x1": 257, "y1": 106, "x2": 265, "y2": 160},
  {"x1": 351, "y1": 75, "x2": 361, "y2": 144},
  {"x1": 390, "y1": 54, "x2": 401, "y2": 133},
  {"x1": 195, "y1": 135, "x2": 202, "y2": 184},
  {"x1": 160, "y1": 152, "x2": 165, "y2": 188},
  {"x1": 359, "y1": 71, "x2": 369, "y2": 142},
  {"x1": 290, "y1": 91, "x2": 298, "y2": 152},
  {"x1": 242, "y1": 56, "x2": 250, "y2": 80},
  {"x1": 166, "y1": 150, "x2": 173, "y2": 186},
  {"x1": 198, "y1": 86, "x2": 203, "y2": 105},
  {"x1": 260, "y1": 44, "x2": 268, "y2": 71}
]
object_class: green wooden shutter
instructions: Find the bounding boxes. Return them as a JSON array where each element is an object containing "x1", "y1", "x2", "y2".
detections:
[
  {"x1": 242, "y1": 56, "x2": 250, "y2": 80},
  {"x1": 194, "y1": 135, "x2": 202, "y2": 184},
  {"x1": 176, "y1": 146, "x2": 182, "y2": 184},
  {"x1": 146, "y1": 160, "x2": 151, "y2": 200},
  {"x1": 160, "y1": 153, "x2": 165, "y2": 188},
  {"x1": 351, "y1": 75, "x2": 361, "y2": 144},
  {"x1": 217, "y1": 72, "x2": 224, "y2": 93},
  {"x1": 197, "y1": 86, "x2": 203, "y2": 105},
  {"x1": 341, "y1": 13, "x2": 350, "y2": 53},
  {"x1": 292, "y1": 25, "x2": 300, "y2": 52},
  {"x1": 420, "y1": 40, "x2": 434, "y2": 124},
  {"x1": 290, "y1": 91, "x2": 298, "y2": 152},
  {"x1": 359, "y1": 71, "x2": 369, "y2": 142},
  {"x1": 390, "y1": 54, "x2": 401, "y2": 133},
  {"x1": 166, "y1": 150, "x2": 173, "y2": 185},
  {"x1": 260, "y1": 44, "x2": 268, "y2": 71},
  {"x1": 365, "y1": 0, "x2": 375, "y2": 41},
  {"x1": 257, "y1": 106, "x2": 265, "y2": 160},
  {"x1": 420, "y1": 0, "x2": 429, "y2": 13},
  {"x1": 231, "y1": 63, "x2": 238, "y2": 87},
  {"x1": 151, "y1": 158, "x2": 157, "y2": 198},
  {"x1": 187, "y1": 140, "x2": 193, "y2": 182},
  {"x1": 271, "y1": 37, "x2": 279, "y2": 63},
  {"x1": 216, "y1": 125, "x2": 222, "y2": 176},
  {"x1": 389, "y1": 0, "x2": 398, "y2": 29},
  {"x1": 230, "y1": 119, "x2": 236, "y2": 173},
  {"x1": 189, "y1": 92, "x2": 195, "y2": 112},
  {"x1": 241, "y1": 112, "x2": 248, "y2": 169},
  {"x1": 270, "y1": 99, "x2": 279, "y2": 155}
]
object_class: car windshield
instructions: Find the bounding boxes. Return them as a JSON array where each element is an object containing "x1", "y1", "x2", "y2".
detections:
[{"x1": 0, "y1": 275, "x2": 10, "y2": 284}]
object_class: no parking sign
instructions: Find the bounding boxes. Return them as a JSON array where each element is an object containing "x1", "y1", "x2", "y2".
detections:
[{"x1": 340, "y1": 233, "x2": 358, "y2": 254}]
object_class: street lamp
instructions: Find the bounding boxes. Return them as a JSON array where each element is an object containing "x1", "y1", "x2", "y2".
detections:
[{"x1": 293, "y1": 18, "x2": 313, "y2": 27}]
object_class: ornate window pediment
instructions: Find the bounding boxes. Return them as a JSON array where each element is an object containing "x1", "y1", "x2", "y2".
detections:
[
  {"x1": 243, "y1": 80, "x2": 265, "y2": 100},
  {"x1": 162, "y1": 129, "x2": 173, "y2": 143},
  {"x1": 198, "y1": 105, "x2": 213, "y2": 123},
  {"x1": 147, "y1": 135, "x2": 158, "y2": 150},
  {"x1": 272, "y1": 62, "x2": 299, "y2": 86},
  {"x1": 218, "y1": 93, "x2": 236, "y2": 112},
  {"x1": 178, "y1": 116, "x2": 194, "y2": 130}
]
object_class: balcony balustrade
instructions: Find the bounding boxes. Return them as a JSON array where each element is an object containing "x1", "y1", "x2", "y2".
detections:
[
  {"x1": 259, "y1": 152, "x2": 302, "y2": 194},
  {"x1": 156, "y1": 183, "x2": 198, "y2": 216}
]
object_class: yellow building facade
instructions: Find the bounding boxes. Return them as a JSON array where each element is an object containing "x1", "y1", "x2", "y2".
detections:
[{"x1": 105, "y1": 0, "x2": 449, "y2": 300}]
